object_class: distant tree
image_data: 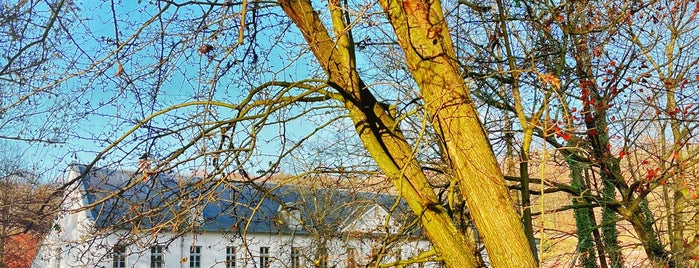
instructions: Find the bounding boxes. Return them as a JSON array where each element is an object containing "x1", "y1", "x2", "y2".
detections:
[
  {"x1": 3, "y1": 233, "x2": 42, "y2": 268},
  {"x1": 0, "y1": 144, "x2": 58, "y2": 268}
]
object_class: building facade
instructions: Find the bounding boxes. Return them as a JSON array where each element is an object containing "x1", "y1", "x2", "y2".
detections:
[{"x1": 32, "y1": 165, "x2": 440, "y2": 268}]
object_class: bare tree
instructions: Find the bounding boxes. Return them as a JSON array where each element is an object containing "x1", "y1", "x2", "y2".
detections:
[
  {"x1": 0, "y1": 144, "x2": 58, "y2": 268},
  {"x1": 5, "y1": 0, "x2": 699, "y2": 267}
]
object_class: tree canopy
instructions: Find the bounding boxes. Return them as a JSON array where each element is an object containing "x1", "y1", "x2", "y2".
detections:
[{"x1": 2, "y1": 0, "x2": 699, "y2": 267}]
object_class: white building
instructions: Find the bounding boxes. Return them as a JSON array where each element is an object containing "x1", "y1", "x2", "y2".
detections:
[{"x1": 32, "y1": 165, "x2": 441, "y2": 268}]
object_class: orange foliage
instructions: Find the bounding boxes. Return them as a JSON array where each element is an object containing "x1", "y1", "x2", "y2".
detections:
[{"x1": 3, "y1": 233, "x2": 41, "y2": 268}]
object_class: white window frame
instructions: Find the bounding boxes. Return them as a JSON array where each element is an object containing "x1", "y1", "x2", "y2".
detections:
[
  {"x1": 226, "y1": 246, "x2": 236, "y2": 268},
  {"x1": 189, "y1": 246, "x2": 201, "y2": 268},
  {"x1": 112, "y1": 245, "x2": 126, "y2": 268},
  {"x1": 291, "y1": 247, "x2": 301, "y2": 268},
  {"x1": 150, "y1": 245, "x2": 164, "y2": 268},
  {"x1": 259, "y1": 246, "x2": 270, "y2": 268}
]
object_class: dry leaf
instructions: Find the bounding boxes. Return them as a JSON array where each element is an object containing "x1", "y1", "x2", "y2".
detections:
[
  {"x1": 115, "y1": 63, "x2": 124, "y2": 77},
  {"x1": 538, "y1": 72, "x2": 561, "y2": 90}
]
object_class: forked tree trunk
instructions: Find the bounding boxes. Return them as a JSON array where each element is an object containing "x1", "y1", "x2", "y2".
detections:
[
  {"x1": 279, "y1": 0, "x2": 478, "y2": 266},
  {"x1": 279, "y1": 0, "x2": 537, "y2": 266}
]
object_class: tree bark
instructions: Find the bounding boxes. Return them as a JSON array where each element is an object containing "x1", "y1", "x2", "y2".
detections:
[
  {"x1": 279, "y1": 0, "x2": 536, "y2": 266},
  {"x1": 570, "y1": 160, "x2": 598, "y2": 268},
  {"x1": 279, "y1": 0, "x2": 479, "y2": 266},
  {"x1": 376, "y1": 0, "x2": 537, "y2": 266}
]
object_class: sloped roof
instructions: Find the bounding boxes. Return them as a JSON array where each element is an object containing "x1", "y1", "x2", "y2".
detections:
[{"x1": 73, "y1": 164, "x2": 413, "y2": 235}]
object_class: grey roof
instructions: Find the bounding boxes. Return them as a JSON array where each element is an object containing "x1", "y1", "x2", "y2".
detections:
[{"x1": 73, "y1": 164, "x2": 413, "y2": 235}]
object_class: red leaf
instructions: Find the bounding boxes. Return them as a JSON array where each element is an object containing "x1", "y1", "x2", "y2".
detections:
[
  {"x1": 553, "y1": 125, "x2": 561, "y2": 132},
  {"x1": 562, "y1": 133, "x2": 571, "y2": 141},
  {"x1": 646, "y1": 168, "x2": 655, "y2": 181}
]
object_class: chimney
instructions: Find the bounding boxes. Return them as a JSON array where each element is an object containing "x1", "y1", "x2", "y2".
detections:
[{"x1": 138, "y1": 152, "x2": 151, "y2": 171}]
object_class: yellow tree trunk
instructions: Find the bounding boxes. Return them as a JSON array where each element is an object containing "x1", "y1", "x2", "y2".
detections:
[
  {"x1": 377, "y1": 0, "x2": 537, "y2": 266},
  {"x1": 280, "y1": 0, "x2": 536, "y2": 266},
  {"x1": 279, "y1": 0, "x2": 477, "y2": 266}
]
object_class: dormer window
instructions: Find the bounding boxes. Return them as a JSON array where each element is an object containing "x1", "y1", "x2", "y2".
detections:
[
  {"x1": 190, "y1": 207, "x2": 205, "y2": 226},
  {"x1": 177, "y1": 201, "x2": 205, "y2": 227},
  {"x1": 278, "y1": 202, "x2": 302, "y2": 229}
]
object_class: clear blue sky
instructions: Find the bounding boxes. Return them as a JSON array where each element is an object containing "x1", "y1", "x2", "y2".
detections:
[{"x1": 4, "y1": 0, "x2": 347, "y2": 182}]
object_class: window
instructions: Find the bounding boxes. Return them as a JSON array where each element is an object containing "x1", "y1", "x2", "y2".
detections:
[
  {"x1": 259, "y1": 247, "x2": 270, "y2": 268},
  {"x1": 55, "y1": 247, "x2": 62, "y2": 268},
  {"x1": 150, "y1": 246, "x2": 164, "y2": 268},
  {"x1": 393, "y1": 248, "x2": 402, "y2": 262},
  {"x1": 290, "y1": 247, "x2": 300, "y2": 268},
  {"x1": 226, "y1": 246, "x2": 236, "y2": 268},
  {"x1": 189, "y1": 246, "x2": 201, "y2": 268},
  {"x1": 346, "y1": 247, "x2": 357, "y2": 268},
  {"x1": 316, "y1": 252, "x2": 328, "y2": 268},
  {"x1": 279, "y1": 202, "x2": 302, "y2": 229},
  {"x1": 112, "y1": 245, "x2": 126, "y2": 268}
]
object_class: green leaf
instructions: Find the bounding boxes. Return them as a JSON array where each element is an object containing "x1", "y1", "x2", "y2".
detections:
[{"x1": 681, "y1": 188, "x2": 690, "y2": 197}]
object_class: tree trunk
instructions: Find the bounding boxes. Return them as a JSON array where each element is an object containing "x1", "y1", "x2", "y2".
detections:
[
  {"x1": 600, "y1": 181, "x2": 622, "y2": 268},
  {"x1": 279, "y1": 0, "x2": 478, "y2": 266},
  {"x1": 0, "y1": 236, "x2": 5, "y2": 268},
  {"x1": 520, "y1": 148, "x2": 539, "y2": 263},
  {"x1": 375, "y1": 0, "x2": 537, "y2": 266},
  {"x1": 666, "y1": 83, "x2": 687, "y2": 267},
  {"x1": 570, "y1": 160, "x2": 597, "y2": 268},
  {"x1": 280, "y1": 0, "x2": 537, "y2": 266}
]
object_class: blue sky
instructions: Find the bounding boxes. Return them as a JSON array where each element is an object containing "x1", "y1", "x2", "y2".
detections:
[{"x1": 1, "y1": 0, "x2": 355, "y2": 182}]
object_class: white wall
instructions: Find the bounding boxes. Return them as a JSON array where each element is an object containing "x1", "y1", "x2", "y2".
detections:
[
  {"x1": 99, "y1": 232, "x2": 435, "y2": 267},
  {"x1": 32, "y1": 166, "x2": 111, "y2": 268},
  {"x1": 36, "y1": 228, "x2": 437, "y2": 268},
  {"x1": 32, "y1": 167, "x2": 440, "y2": 268}
]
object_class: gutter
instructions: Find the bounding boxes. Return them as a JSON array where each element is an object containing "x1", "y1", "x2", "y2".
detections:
[{"x1": 180, "y1": 236, "x2": 185, "y2": 268}]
